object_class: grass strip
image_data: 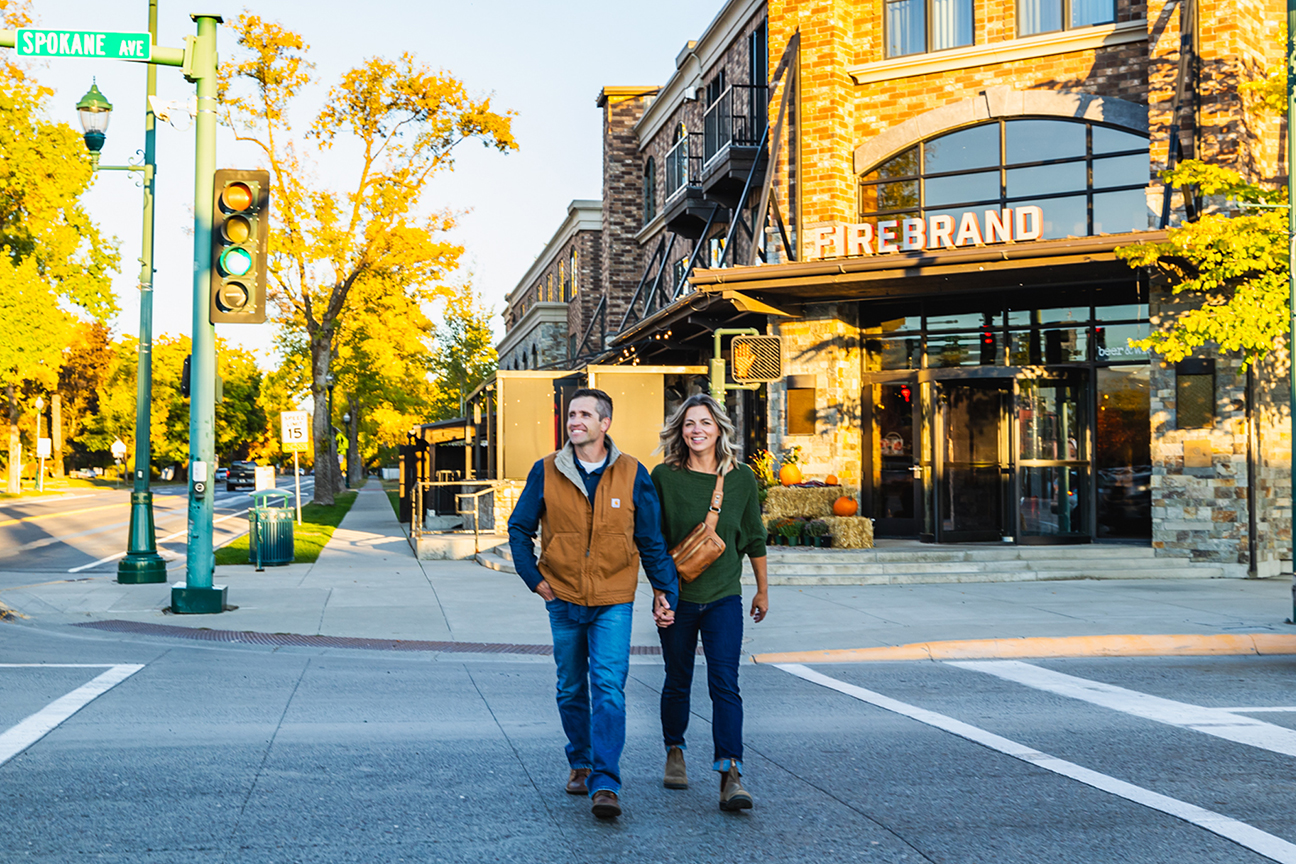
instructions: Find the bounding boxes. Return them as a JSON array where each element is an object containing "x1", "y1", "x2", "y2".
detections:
[{"x1": 215, "y1": 490, "x2": 358, "y2": 565}]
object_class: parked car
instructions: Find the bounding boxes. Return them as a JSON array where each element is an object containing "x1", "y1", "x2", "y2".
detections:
[
  {"x1": 214, "y1": 467, "x2": 228, "y2": 482},
  {"x1": 226, "y1": 461, "x2": 257, "y2": 492}
]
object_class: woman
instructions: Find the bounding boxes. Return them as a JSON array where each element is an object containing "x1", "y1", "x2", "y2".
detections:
[{"x1": 651, "y1": 393, "x2": 768, "y2": 811}]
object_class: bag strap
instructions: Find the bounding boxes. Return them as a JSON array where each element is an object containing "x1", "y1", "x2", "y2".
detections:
[{"x1": 703, "y1": 469, "x2": 726, "y2": 531}]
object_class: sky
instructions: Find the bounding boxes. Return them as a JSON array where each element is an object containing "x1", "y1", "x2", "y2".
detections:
[{"x1": 26, "y1": 0, "x2": 717, "y2": 367}]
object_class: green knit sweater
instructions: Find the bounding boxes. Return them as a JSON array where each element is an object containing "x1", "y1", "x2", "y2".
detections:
[{"x1": 651, "y1": 462, "x2": 767, "y2": 605}]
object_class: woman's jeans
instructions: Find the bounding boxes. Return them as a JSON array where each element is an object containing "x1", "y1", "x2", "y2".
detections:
[
  {"x1": 657, "y1": 593, "x2": 744, "y2": 772},
  {"x1": 546, "y1": 598, "x2": 632, "y2": 796}
]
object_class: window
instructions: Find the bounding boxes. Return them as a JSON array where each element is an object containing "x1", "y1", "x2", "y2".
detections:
[
  {"x1": 546, "y1": 273, "x2": 553, "y2": 302},
  {"x1": 643, "y1": 157, "x2": 657, "y2": 225},
  {"x1": 859, "y1": 119, "x2": 1150, "y2": 240},
  {"x1": 1175, "y1": 359, "x2": 1215, "y2": 428},
  {"x1": 559, "y1": 263, "x2": 567, "y2": 303},
  {"x1": 886, "y1": 0, "x2": 973, "y2": 58},
  {"x1": 570, "y1": 248, "x2": 579, "y2": 298},
  {"x1": 785, "y1": 375, "x2": 816, "y2": 435},
  {"x1": 1018, "y1": 0, "x2": 1114, "y2": 37}
]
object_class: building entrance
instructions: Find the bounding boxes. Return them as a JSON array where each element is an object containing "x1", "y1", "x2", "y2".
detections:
[{"x1": 923, "y1": 380, "x2": 1012, "y2": 542}]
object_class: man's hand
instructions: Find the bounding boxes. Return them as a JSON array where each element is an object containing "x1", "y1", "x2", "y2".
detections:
[
  {"x1": 535, "y1": 580, "x2": 556, "y2": 602},
  {"x1": 652, "y1": 590, "x2": 674, "y2": 629},
  {"x1": 750, "y1": 591, "x2": 769, "y2": 623}
]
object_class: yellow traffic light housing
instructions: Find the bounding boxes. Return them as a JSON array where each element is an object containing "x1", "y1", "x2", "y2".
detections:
[{"x1": 209, "y1": 168, "x2": 270, "y2": 324}]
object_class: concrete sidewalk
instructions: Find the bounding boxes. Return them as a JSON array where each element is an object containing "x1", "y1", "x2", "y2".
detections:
[{"x1": 1, "y1": 479, "x2": 1294, "y2": 656}]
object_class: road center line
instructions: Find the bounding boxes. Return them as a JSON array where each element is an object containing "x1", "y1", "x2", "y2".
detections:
[
  {"x1": 0, "y1": 664, "x2": 145, "y2": 768},
  {"x1": 951, "y1": 660, "x2": 1296, "y2": 759},
  {"x1": 0, "y1": 503, "x2": 124, "y2": 528},
  {"x1": 775, "y1": 663, "x2": 1296, "y2": 864}
]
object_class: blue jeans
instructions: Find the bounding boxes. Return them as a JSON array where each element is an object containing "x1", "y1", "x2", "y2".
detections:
[
  {"x1": 545, "y1": 598, "x2": 632, "y2": 796},
  {"x1": 657, "y1": 593, "x2": 744, "y2": 772}
]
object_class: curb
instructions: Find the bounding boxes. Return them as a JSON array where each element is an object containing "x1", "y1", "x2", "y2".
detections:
[{"x1": 752, "y1": 632, "x2": 1296, "y2": 664}]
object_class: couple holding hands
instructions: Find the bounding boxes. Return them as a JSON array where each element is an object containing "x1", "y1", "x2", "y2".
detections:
[{"x1": 507, "y1": 387, "x2": 769, "y2": 819}]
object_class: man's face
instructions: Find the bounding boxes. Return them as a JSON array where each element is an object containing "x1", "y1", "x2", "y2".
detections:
[{"x1": 567, "y1": 396, "x2": 610, "y2": 447}]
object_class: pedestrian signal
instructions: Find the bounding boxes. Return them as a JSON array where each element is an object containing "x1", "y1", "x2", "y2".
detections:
[
  {"x1": 729, "y1": 335, "x2": 783, "y2": 383},
  {"x1": 209, "y1": 168, "x2": 270, "y2": 324}
]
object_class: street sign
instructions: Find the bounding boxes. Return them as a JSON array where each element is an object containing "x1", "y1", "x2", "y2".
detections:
[
  {"x1": 254, "y1": 466, "x2": 276, "y2": 491},
  {"x1": 16, "y1": 29, "x2": 152, "y2": 61},
  {"x1": 37, "y1": 438, "x2": 52, "y2": 459},
  {"x1": 280, "y1": 411, "x2": 309, "y2": 453}
]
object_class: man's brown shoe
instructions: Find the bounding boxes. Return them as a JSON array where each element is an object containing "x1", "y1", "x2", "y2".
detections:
[
  {"x1": 591, "y1": 789, "x2": 621, "y2": 818},
  {"x1": 664, "y1": 746, "x2": 688, "y2": 789},
  {"x1": 719, "y1": 765, "x2": 753, "y2": 811},
  {"x1": 565, "y1": 768, "x2": 591, "y2": 795}
]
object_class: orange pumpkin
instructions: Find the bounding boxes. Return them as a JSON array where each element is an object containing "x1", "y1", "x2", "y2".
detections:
[
  {"x1": 825, "y1": 474, "x2": 839, "y2": 486},
  {"x1": 832, "y1": 496, "x2": 858, "y2": 517},
  {"x1": 778, "y1": 463, "x2": 803, "y2": 486}
]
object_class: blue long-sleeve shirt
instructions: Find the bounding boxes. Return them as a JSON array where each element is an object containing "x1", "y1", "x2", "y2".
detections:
[{"x1": 507, "y1": 454, "x2": 678, "y2": 612}]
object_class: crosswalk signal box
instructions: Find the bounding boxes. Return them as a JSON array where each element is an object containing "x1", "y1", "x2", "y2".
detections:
[{"x1": 209, "y1": 168, "x2": 271, "y2": 324}]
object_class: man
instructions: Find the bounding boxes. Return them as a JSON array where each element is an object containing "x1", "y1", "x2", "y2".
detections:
[{"x1": 508, "y1": 388, "x2": 677, "y2": 819}]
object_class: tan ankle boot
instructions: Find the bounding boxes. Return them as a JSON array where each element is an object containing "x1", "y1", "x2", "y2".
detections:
[
  {"x1": 664, "y1": 746, "x2": 688, "y2": 789},
  {"x1": 719, "y1": 764, "x2": 753, "y2": 811}
]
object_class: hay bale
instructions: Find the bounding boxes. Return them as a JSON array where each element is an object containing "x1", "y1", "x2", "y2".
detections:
[
  {"x1": 823, "y1": 516, "x2": 874, "y2": 549},
  {"x1": 763, "y1": 485, "x2": 858, "y2": 519}
]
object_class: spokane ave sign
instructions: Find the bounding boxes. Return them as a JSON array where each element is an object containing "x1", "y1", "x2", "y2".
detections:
[{"x1": 15, "y1": 28, "x2": 152, "y2": 61}]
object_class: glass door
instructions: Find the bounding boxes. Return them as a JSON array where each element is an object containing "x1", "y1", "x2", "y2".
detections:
[
  {"x1": 934, "y1": 380, "x2": 1011, "y2": 542},
  {"x1": 1016, "y1": 373, "x2": 1091, "y2": 543},
  {"x1": 868, "y1": 380, "x2": 920, "y2": 535}
]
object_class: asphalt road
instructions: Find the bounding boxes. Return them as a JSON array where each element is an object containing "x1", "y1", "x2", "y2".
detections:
[
  {"x1": 0, "y1": 477, "x2": 313, "y2": 579},
  {"x1": 2, "y1": 621, "x2": 1295, "y2": 863}
]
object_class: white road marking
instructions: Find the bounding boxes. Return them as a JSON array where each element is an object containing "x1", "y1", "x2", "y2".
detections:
[
  {"x1": 0, "y1": 664, "x2": 145, "y2": 768},
  {"x1": 1222, "y1": 707, "x2": 1296, "y2": 713},
  {"x1": 952, "y1": 660, "x2": 1296, "y2": 759},
  {"x1": 67, "y1": 507, "x2": 251, "y2": 573},
  {"x1": 776, "y1": 663, "x2": 1296, "y2": 864}
]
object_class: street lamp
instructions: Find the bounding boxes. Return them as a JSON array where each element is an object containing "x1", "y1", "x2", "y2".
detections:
[{"x1": 76, "y1": 80, "x2": 112, "y2": 162}]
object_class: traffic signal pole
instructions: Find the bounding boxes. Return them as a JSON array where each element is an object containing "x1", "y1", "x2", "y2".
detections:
[
  {"x1": 117, "y1": 0, "x2": 167, "y2": 584},
  {"x1": 172, "y1": 13, "x2": 224, "y2": 614}
]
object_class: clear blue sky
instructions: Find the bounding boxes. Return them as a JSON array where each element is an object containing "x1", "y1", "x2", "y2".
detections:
[{"x1": 27, "y1": 1, "x2": 717, "y2": 364}]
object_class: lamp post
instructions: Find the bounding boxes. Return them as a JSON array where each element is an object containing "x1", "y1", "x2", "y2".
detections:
[
  {"x1": 34, "y1": 396, "x2": 44, "y2": 492},
  {"x1": 342, "y1": 410, "x2": 352, "y2": 489}
]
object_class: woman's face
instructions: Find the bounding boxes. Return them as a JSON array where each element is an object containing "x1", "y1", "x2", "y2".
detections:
[{"x1": 682, "y1": 405, "x2": 719, "y2": 461}]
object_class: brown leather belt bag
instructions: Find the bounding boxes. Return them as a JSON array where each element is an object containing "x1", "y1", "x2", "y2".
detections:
[{"x1": 669, "y1": 471, "x2": 726, "y2": 583}]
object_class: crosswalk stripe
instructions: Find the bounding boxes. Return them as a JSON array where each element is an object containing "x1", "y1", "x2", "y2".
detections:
[
  {"x1": 0, "y1": 665, "x2": 145, "y2": 768},
  {"x1": 776, "y1": 663, "x2": 1296, "y2": 864},
  {"x1": 952, "y1": 660, "x2": 1296, "y2": 759}
]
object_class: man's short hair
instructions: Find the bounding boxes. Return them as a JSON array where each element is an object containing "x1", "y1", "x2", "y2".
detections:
[{"x1": 569, "y1": 388, "x2": 613, "y2": 421}]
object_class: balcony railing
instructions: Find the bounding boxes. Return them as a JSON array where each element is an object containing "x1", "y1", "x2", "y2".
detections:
[
  {"x1": 703, "y1": 84, "x2": 768, "y2": 165},
  {"x1": 665, "y1": 132, "x2": 703, "y2": 200}
]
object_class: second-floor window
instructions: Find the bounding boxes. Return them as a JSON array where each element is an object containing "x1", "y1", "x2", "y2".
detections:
[
  {"x1": 886, "y1": 0, "x2": 973, "y2": 58},
  {"x1": 569, "y1": 248, "x2": 579, "y2": 299},
  {"x1": 1019, "y1": 0, "x2": 1115, "y2": 36},
  {"x1": 643, "y1": 157, "x2": 657, "y2": 225}
]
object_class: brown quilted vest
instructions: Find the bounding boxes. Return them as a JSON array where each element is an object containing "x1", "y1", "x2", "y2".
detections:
[{"x1": 538, "y1": 451, "x2": 640, "y2": 606}]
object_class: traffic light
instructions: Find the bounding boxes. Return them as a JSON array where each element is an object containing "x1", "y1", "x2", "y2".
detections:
[{"x1": 209, "y1": 168, "x2": 270, "y2": 324}]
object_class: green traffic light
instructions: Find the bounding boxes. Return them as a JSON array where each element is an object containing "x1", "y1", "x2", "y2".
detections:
[{"x1": 220, "y1": 247, "x2": 253, "y2": 277}]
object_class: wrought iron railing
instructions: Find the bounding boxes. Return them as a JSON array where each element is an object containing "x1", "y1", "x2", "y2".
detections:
[
  {"x1": 703, "y1": 84, "x2": 768, "y2": 165},
  {"x1": 665, "y1": 133, "x2": 703, "y2": 200}
]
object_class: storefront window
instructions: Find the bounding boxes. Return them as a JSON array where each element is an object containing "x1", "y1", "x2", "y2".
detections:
[
  {"x1": 872, "y1": 337, "x2": 922, "y2": 370},
  {"x1": 1094, "y1": 323, "x2": 1149, "y2": 362},
  {"x1": 1095, "y1": 365, "x2": 1151, "y2": 538},
  {"x1": 859, "y1": 118, "x2": 1150, "y2": 237},
  {"x1": 1009, "y1": 327, "x2": 1087, "y2": 364}
]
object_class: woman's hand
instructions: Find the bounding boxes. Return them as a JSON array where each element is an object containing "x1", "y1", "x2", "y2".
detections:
[
  {"x1": 750, "y1": 591, "x2": 768, "y2": 623},
  {"x1": 653, "y1": 590, "x2": 675, "y2": 629}
]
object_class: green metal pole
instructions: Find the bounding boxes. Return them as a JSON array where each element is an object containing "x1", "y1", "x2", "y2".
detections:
[
  {"x1": 172, "y1": 13, "x2": 225, "y2": 614},
  {"x1": 118, "y1": 0, "x2": 166, "y2": 584},
  {"x1": 1288, "y1": 0, "x2": 1296, "y2": 621}
]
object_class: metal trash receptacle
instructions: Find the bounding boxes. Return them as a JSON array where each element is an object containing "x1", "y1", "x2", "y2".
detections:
[{"x1": 249, "y1": 489, "x2": 294, "y2": 568}]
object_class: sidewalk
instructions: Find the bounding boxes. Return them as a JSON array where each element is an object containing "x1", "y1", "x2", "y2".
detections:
[{"x1": 2, "y1": 480, "x2": 1293, "y2": 657}]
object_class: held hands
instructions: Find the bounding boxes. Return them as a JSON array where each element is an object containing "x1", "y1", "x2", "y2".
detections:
[
  {"x1": 534, "y1": 580, "x2": 557, "y2": 602},
  {"x1": 750, "y1": 591, "x2": 769, "y2": 623},
  {"x1": 652, "y1": 590, "x2": 675, "y2": 629}
]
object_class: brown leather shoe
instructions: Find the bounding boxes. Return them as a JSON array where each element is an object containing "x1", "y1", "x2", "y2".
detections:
[
  {"x1": 565, "y1": 768, "x2": 591, "y2": 795},
  {"x1": 590, "y1": 789, "x2": 621, "y2": 818},
  {"x1": 664, "y1": 746, "x2": 688, "y2": 789},
  {"x1": 719, "y1": 765, "x2": 753, "y2": 811}
]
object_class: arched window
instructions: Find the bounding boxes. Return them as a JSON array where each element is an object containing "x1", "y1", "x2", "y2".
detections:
[
  {"x1": 643, "y1": 156, "x2": 657, "y2": 225},
  {"x1": 858, "y1": 118, "x2": 1149, "y2": 240},
  {"x1": 559, "y1": 262, "x2": 567, "y2": 303},
  {"x1": 569, "y1": 248, "x2": 579, "y2": 299}
]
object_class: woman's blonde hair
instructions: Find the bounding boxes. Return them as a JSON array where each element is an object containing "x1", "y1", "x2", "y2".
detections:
[{"x1": 657, "y1": 393, "x2": 739, "y2": 472}]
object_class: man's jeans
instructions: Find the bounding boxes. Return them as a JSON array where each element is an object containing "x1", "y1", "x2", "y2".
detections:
[
  {"x1": 545, "y1": 598, "x2": 633, "y2": 796},
  {"x1": 657, "y1": 593, "x2": 744, "y2": 772}
]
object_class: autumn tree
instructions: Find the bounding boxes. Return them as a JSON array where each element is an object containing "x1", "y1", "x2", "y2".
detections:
[
  {"x1": 218, "y1": 14, "x2": 517, "y2": 503},
  {"x1": 0, "y1": 0, "x2": 118, "y2": 491}
]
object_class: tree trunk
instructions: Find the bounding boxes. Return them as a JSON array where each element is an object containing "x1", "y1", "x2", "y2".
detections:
[
  {"x1": 309, "y1": 332, "x2": 342, "y2": 505},
  {"x1": 6, "y1": 384, "x2": 20, "y2": 494},
  {"x1": 52, "y1": 393, "x2": 64, "y2": 478},
  {"x1": 346, "y1": 393, "x2": 363, "y2": 487}
]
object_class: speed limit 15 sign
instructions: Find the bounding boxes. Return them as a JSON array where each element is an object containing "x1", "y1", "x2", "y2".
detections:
[{"x1": 280, "y1": 410, "x2": 309, "y2": 452}]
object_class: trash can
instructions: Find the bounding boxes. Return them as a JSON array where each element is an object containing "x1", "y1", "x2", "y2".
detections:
[{"x1": 249, "y1": 489, "x2": 294, "y2": 569}]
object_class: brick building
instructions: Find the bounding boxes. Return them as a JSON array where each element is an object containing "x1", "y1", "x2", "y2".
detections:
[{"x1": 497, "y1": 0, "x2": 1289, "y2": 574}]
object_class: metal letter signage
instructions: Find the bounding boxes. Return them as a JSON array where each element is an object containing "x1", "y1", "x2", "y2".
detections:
[
  {"x1": 807, "y1": 205, "x2": 1045, "y2": 261},
  {"x1": 16, "y1": 29, "x2": 153, "y2": 61}
]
